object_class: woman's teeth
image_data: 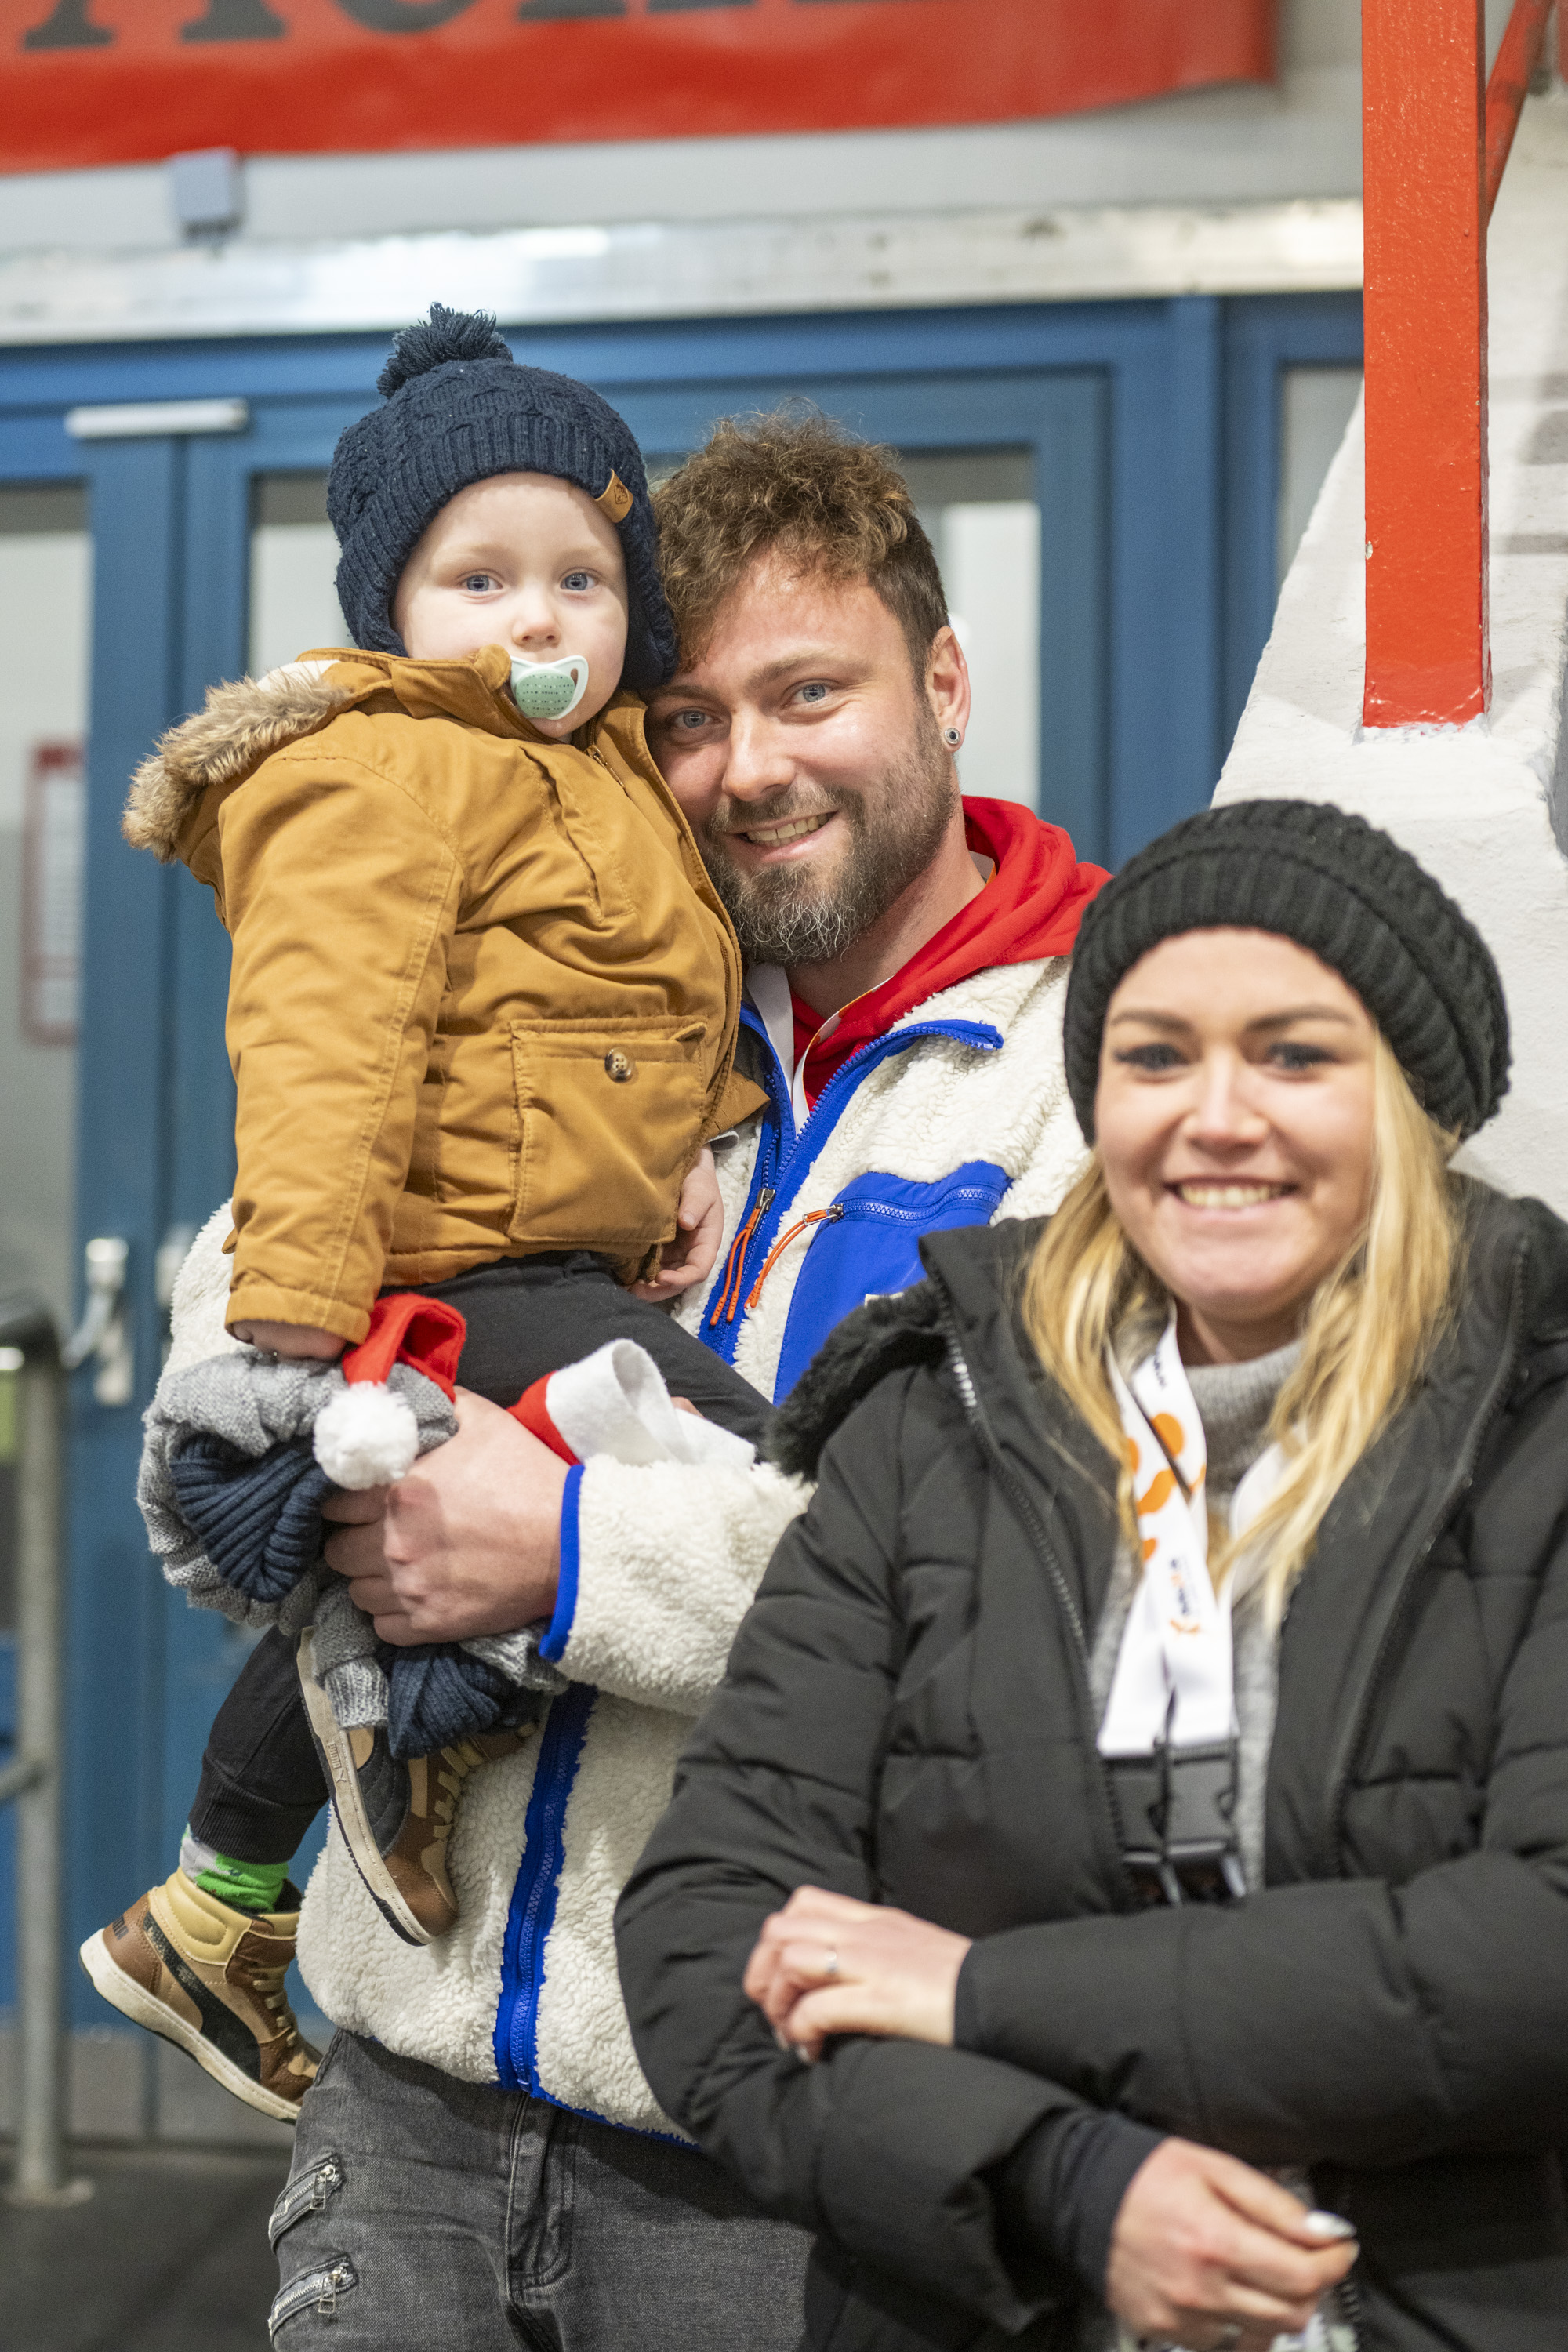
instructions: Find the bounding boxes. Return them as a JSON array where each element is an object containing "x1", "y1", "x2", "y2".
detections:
[
  {"x1": 1175, "y1": 1182, "x2": 1289, "y2": 1208},
  {"x1": 742, "y1": 814, "x2": 829, "y2": 846}
]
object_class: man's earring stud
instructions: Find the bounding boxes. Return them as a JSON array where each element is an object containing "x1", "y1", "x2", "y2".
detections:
[{"x1": 943, "y1": 726, "x2": 962, "y2": 747}]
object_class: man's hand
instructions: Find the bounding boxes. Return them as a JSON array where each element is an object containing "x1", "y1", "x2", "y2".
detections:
[
  {"x1": 630, "y1": 1147, "x2": 724, "y2": 1301},
  {"x1": 321, "y1": 1388, "x2": 567, "y2": 1646},
  {"x1": 1106, "y1": 2140, "x2": 1356, "y2": 2350}
]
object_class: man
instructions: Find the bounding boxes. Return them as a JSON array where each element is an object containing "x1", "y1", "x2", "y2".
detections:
[{"x1": 281, "y1": 412, "x2": 1105, "y2": 2347}]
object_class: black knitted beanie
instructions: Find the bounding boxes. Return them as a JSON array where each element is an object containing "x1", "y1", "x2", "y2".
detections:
[
  {"x1": 328, "y1": 305, "x2": 677, "y2": 695},
  {"x1": 1063, "y1": 799, "x2": 1508, "y2": 1142}
]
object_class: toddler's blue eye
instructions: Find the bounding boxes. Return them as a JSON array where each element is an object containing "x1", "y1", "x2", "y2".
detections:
[
  {"x1": 561, "y1": 571, "x2": 593, "y2": 592},
  {"x1": 460, "y1": 573, "x2": 496, "y2": 593}
]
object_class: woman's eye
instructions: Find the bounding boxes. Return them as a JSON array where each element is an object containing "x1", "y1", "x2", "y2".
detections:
[
  {"x1": 561, "y1": 570, "x2": 594, "y2": 593},
  {"x1": 1269, "y1": 1042, "x2": 1331, "y2": 1072},
  {"x1": 1115, "y1": 1044, "x2": 1185, "y2": 1073}
]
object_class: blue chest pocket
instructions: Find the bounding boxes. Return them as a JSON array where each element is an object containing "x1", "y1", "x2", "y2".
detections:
[{"x1": 772, "y1": 1159, "x2": 1011, "y2": 1402}]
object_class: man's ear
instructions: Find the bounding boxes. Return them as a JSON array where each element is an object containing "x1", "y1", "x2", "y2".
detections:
[{"x1": 927, "y1": 624, "x2": 971, "y2": 752}]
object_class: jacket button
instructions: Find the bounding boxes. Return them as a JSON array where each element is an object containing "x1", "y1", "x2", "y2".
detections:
[{"x1": 604, "y1": 1049, "x2": 635, "y2": 1083}]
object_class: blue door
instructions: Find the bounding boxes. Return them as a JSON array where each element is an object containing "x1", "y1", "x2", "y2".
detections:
[{"x1": 0, "y1": 289, "x2": 1360, "y2": 2052}]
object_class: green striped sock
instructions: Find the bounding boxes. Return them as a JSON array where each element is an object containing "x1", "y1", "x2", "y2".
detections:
[{"x1": 186, "y1": 1840, "x2": 289, "y2": 1917}]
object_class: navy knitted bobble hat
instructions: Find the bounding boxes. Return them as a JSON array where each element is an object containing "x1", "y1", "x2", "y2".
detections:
[
  {"x1": 327, "y1": 304, "x2": 677, "y2": 695},
  {"x1": 1062, "y1": 798, "x2": 1509, "y2": 1143}
]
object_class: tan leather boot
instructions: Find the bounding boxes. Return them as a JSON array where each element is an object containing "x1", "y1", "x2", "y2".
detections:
[{"x1": 79, "y1": 1868, "x2": 318, "y2": 2123}]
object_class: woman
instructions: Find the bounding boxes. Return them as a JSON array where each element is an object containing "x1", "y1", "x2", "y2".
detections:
[{"x1": 615, "y1": 800, "x2": 1568, "y2": 2352}]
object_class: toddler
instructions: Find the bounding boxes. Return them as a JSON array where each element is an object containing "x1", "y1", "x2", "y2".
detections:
[{"x1": 78, "y1": 306, "x2": 768, "y2": 2124}]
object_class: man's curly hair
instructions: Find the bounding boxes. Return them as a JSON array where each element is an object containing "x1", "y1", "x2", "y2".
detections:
[{"x1": 653, "y1": 408, "x2": 949, "y2": 676}]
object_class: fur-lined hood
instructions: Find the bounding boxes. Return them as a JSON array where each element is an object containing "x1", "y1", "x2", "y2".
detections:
[{"x1": 123, "y1": 659, "x2": 352, "y2": 864}]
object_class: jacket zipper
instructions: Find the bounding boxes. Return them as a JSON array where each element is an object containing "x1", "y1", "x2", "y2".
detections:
[
  {"x1": 1323, "y1": 1242, "x2": 1526, "y2": 1869},
  {"x1": 499, "y1": 1682, "x2": 595, "y2": 2092},
  {"x1": 710, "y1": 1018, "x2": 1004, "y2": 1356},
  {"x1": 933, "y1": 1285, "x2": 1137, "y2": 1896}
]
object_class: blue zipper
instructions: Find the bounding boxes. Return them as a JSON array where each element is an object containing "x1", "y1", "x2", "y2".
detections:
[
  {"x1": 494, "y1": 1681, "x2": 595, "y2": 2092},
  {"x1": 706, "y1": 1015, "x2": 1003, "y2": 1364}
]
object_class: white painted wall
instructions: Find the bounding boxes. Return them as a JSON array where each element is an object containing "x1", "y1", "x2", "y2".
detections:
[
  {"x1": 0, "y1": 0, "x2": 1365, "y2": 261},
  {"x1": 1216, "y1": 85, "x2": 1568, "y2": 1214}
]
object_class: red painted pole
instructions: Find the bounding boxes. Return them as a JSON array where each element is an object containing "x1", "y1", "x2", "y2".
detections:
[{"x1": 1362, "y1": 0, "x2": 1489, "y2": 728}]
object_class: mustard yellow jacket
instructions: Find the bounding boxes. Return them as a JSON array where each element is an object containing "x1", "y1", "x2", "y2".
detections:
[{"x1": 125, "y1": 647, "x2": 751, "y2": 1345}]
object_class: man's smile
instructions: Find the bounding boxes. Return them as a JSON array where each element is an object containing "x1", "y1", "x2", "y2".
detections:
[{"x1": 724, "y1": 810, "x2": 840, "y2": 856}]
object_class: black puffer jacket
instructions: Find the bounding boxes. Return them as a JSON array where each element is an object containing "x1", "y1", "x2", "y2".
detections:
[{"x1": 617, "y1": 1184, "x2": 1568, "y2": 2352}]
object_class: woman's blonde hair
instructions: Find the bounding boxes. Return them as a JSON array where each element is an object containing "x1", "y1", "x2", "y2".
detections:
[{"x1": 1022, "y1": 1034, "x2": 1465, "y2": 1617}]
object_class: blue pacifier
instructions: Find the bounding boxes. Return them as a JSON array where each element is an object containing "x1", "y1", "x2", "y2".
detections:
[{"x1": 510, "y1": 654, "x2": 590, "y2": 724}]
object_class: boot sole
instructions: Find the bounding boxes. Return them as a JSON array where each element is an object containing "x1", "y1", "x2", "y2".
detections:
[
  {"x1": 296, "y1": 1631, "x2": 434, "y2": 1948},
  {"x1": 78, "y1": 1931, "x2": 304, "y2": 2126}
]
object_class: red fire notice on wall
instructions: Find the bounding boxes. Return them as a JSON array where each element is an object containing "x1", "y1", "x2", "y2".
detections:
[{"x1": 2, "y1": 0, "x2": 1274, "y2": 174}]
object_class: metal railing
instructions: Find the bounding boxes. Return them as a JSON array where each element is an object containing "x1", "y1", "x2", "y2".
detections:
[
  {"x1": 1362, "y1": 0, "x2": 1557, "y2": 728},
  {"x1": 0, "y1": 1298, "x2": 85, "y2": 2207}
]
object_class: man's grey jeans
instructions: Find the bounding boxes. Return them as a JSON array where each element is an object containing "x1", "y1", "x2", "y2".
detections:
[{"x1": 269, "y1": 2031, "x2": 811, "y2": 2350}]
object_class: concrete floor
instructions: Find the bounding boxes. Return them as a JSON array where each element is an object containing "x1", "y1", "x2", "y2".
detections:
[{"x1": 0, "y1": 2141, "x2": 289, "y2": 2352}]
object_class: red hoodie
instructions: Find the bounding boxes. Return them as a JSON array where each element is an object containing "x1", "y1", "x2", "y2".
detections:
[{"x1": 788, "y1": 798, "x2": 1108, "y2": 1109}]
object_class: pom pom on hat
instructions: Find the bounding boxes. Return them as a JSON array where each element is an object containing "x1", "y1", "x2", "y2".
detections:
[
  {"x1": 376, "y1": 303, "x2": 511, "y2": 399},
  {"x1": 313, "y1": 1294, "x2": 466, "y2": 1492},
  {"x1": 314, "y1": 1381, "x2": 422, "y2": 1490}
]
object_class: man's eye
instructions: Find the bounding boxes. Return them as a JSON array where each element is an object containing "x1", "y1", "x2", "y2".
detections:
[
  {"x1": 796, "y1": 682, "x2": 832, "y2": 706},
  {"x1": 666, "y1": 709, "x2": 710, "y2": 732},
  {"x1": 561, "y1": 570, "x2": 594, "y2": 593},
  {"x1": 1114, "y1": 1044, "x2": 1185, "y2": 1073}
]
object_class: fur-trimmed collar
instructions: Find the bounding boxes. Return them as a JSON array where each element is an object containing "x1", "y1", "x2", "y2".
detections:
[{"x1": 122, "y1": 661, "x2": 350, "y2": 863}]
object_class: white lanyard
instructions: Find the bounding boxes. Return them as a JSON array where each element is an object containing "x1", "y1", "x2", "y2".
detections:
[{"x1": 1099, "y1": 1314, "x2": 1284, "y2": 1759}]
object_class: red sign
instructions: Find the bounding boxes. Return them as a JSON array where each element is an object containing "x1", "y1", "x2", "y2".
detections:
[{"x1": 2, "y1": 1, "x2": 1274, "y2": 175}]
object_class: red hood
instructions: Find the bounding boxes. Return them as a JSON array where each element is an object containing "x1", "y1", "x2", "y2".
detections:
[{"x1": 789, "y1": 799, "x2": 1109, "y2": 1102}]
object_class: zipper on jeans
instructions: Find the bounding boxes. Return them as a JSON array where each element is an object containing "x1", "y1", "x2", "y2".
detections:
[
  {"x1": 268, "y1": 2258, "x2": 358, "y2": 2338},
  {"x1": 268, "y1": 2152, "x2": 344, "y2": 2249}
]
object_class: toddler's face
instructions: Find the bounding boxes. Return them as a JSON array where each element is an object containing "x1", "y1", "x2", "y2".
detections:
[{"x1": 392, "y1": 471, "x2": 630, "y2": 735}]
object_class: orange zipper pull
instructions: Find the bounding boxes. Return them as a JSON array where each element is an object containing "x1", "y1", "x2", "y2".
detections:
[
  {"x1": 743, "y1": 1205, "x2": 844, "y2": 1314},
  {"x1": 709, "y1": 1186, "x2": 775, "y2": 1327}
]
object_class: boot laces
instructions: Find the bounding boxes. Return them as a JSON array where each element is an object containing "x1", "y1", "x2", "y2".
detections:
[{"x1": 426, "y1": 1737, "x2": 490, "y2": 1841}]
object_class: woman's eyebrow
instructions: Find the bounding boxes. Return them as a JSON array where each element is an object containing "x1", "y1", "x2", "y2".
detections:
[
  {"x1": 1106, "y1": 1004, "x2": 1356, "y2": 1033},
  {"x1": 1244, "y1": 1007, "x2": 1356, "y2": 1032}
]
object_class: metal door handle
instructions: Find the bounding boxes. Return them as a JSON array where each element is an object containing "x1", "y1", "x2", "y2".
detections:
[{"x1": 60, "y1": 1236, "x2": 133, "y2": 1406}]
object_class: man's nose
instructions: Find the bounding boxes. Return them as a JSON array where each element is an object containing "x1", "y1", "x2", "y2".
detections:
[{"x1": 717, "y1": 709, "x2": 793, "y2": 801}]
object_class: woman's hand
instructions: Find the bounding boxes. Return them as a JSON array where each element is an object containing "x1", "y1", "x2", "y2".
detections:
[
  {"x1": 742, "y1": 1886, "x2": 971, "y2": 2063},
  {"x1": 631, "y1": 1148, "x2": 723, "y2": 1301},
  {"x1": 1105, "y1": 2139, "x2": 1357, "y2": 2350}
]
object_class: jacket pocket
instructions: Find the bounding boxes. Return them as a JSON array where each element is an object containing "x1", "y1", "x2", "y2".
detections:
[
  {"x1": 269, "y1": 2151, "x2": 346, "y2": 2249},
  {"x1": 509, "y1": 1016, "x2": 711, "y2": 1256},
  {"x1": 268, "y1": 2256, "x2": 358, "y2": 2338}
]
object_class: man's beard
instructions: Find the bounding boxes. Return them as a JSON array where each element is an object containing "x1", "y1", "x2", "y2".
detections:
[{"x1": 697, "y1": 718, "x2": 957, "y2": 971}]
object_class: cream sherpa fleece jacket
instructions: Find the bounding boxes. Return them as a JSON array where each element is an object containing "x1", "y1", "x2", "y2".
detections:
[{"x1": 169, "y1": 951, "x2": 1085, "y2": 2137}]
